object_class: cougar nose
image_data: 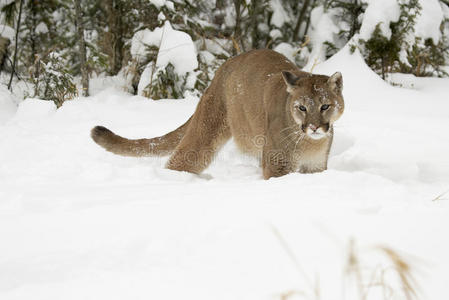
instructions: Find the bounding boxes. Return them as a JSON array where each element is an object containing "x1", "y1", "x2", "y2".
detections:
[{"x1": 308, "y1": 124, "x2": 318, "y2": 132}]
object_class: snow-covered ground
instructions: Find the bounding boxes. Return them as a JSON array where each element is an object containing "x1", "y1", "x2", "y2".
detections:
[{"x1": 1, "y1": 48, "x2": 449, "y2": 300}]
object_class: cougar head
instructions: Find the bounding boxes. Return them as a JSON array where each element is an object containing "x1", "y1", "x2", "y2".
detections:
[{"x1": 282, "y1": 70, "x2": 344, "y2": 140}]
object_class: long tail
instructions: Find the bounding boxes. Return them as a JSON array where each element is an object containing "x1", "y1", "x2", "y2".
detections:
[{"x1": 90, "y1": 117, "x2": 191, "y2": 157}]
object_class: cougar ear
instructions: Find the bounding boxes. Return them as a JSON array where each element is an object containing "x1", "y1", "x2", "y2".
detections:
[
  {"x1": 281, "y1": 71, "x2": 300, "y2": 93},
  {"x1": 328, "y1": 72, "x2": 343, "y2": 94}
]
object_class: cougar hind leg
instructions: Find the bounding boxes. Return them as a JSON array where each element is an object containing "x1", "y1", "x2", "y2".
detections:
[{"x1": 166, "y1": 92, "x2": 230, "y2": 174}]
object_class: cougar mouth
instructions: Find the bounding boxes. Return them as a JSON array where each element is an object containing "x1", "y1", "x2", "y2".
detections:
[
  {"x1": 307, "y1": 129, "x2": 326, "y2": 140},
  {"x1": 304, "y1": 126, "x2": 328, "y2": 140}
]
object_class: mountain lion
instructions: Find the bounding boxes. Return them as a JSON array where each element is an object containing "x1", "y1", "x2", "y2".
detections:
[{"x1": 91, "y1": 49, "x2": 344, "y2": 179}]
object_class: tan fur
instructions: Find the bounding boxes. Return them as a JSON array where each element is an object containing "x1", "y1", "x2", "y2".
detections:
[{"x1": 91, "y1": 49, "x2": 344, "y2": 179}]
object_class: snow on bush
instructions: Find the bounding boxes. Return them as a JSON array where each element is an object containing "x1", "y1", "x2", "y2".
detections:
[
  {"x1": 305, "y1": 0, "x2": 448, "y2": 77},
  {"x1": 357, "y1": 0, "x2": 447, "y2": 77},
  {"x1": 149, "y1": 0, "x2": 174, "y2": 10},
  {"x1": 359, "y1": 0, "x2": 400, "y2": 40},
  {"x1": 130, "y1": 21, "x2": 198, "y2": 99},
  {"x1": 360, "y1": 0, "x2": 444, "y2": 44},
  {"x1": 131, "y1": 27, "x2": 164, "y2": 63},
  {"x1": 414, "y1": 0, "x2": 444, "y2": 44},
  {"x1": 304, "y1": 6, "x2": 340, "y2": 69},
  {"x1": 0, "y1": 24, "x2": 14, "y2": 40},
  {"x1": 156, "y1": 22, "x2": 197, "y2": 75},
  {"x1": 269, "y1": 0, "x2": 290, "y2": 28},
  {"x1": 31, "y1": 51, "x2": 78, "y2": 107},
  {"x1": 273, "y1": 42, "x2": 296, "y2": 62},
  {"x1": 131, "y1": 21, "x2": 197, "y2": 75}
]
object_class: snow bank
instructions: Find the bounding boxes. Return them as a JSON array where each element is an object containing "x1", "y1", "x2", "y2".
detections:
[
  {"x1": 89, "y1": 72, "x2": 131, "y2": 96},
  {"x1": 1, "y1": 47, "x2": 449, "y2": 300},
  {"x1": 13, "y1": 98, "x2": 56, "y2": 121}
]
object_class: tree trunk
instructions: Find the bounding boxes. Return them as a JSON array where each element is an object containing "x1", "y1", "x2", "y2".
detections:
[
  {"x1": 293, "y1": 0, "x2": 311, "y2": 41},
  {"x1": 0, "y1": 37, "x2": 10, "y2": 74},
  {"x1": 74, "y1": 0, "x2": 89, "y2": 96},
  {"x1": 232, "y1": 0, "x2": 243, "y2": 54},
  {"x1": 104, "y1": 0, "x2": 124, "y2": 75},
  {"x1": 30, "y1": 0, "x2": 37, "y2": 71},
  {"x1": 8, "y1": 0, "x2": 24, "y2": 91},
  {"x1": 250, "y1": 1, "x2": 259, "y2": 49},
  {"x1": 349, "y1": 0, "x2": 363, "y2": 40},
  {"x1": 303, "y1": 0, "x2": 316, "y2": 39}
]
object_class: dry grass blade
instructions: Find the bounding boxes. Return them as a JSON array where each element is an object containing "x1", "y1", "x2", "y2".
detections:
[
  {"x1": 376, "y1": 246, "x2": 419, "y2": 300},
  {"x1": 309, "y1": 58, "x2": 320, "y2": 73},
  {"x1": 280, "y1": 290, "x2": 307, "y2": 300},
  {"x1": 432, "y1": 189, "x2": 449, "y2": 202},
  {"x1": 344, "y1": 239, "x2": 420, "y2": 300},
  {"x1": 292, "y1": 36, "x2": 311, "y2": 57},
  {"x1": 271, "y1": 225, "x2": 320, "y2": 300},
  {"x1": 344, "y1": 239, "x2": 365, "y2": 300}
]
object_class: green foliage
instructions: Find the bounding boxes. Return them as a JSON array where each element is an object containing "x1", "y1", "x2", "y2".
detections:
[
  {"x1": 1, "y1": 0, "x2": 448, "y2": 102},
  {"x1": 32, "y1": 51, "x2": 77, "y2": 107},
  {"x1": 360, "y1": 24, "x2": 401, "y2": 79},
  {"x1": 142, "y1": 63, "x2": 184, "y2": 100},
  {"x1": 1, "y1": 1, "x2": 17, "y2": 26}
]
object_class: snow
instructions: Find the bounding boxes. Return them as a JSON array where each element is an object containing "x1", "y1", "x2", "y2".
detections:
[
  {"x1": 305, "y1": 6, "x2": 339, "y2": 68},
  {"x1": 415, "y1": 0, "x2": 444, "y2": 44},
  {"x1": 198, "y1": 50, "x2": 215, "y2": 65},
  {"x1": 197, "y1": 38, "x2": 230, "y2": 57},
  {"x1": 274, "y1": 42, "x2": 296, "y2": 62},
  {"x1": 0, "y1": 24, "x2": 14, "y2": 40},
  {"x1": 131, "y1": 21, "x2": 197, "y2": 76},
  {"x1": 270, "y1": 0, "x2": 290, "y2": 28},
  {"x1": 14, "y1": 98, "x2": 56, "y2": 120},
  {"x1": 89, "y1": 72, "x2": 132, "y2": 95},
  {"x1": 359, "y1": 0, "x2": 401, "y2": 40},
  {"x1": 1, "y1": 47, "x2": 449, "y2": 300},
  {"x1": 269, "y1": 29, "x2": 282, "y2": 40},
  {"x1": 156, "y1": 22, "x2": 197, "y2": 75},
  {"x1": 358, "y1": 0, "x2": 444, "y2": 45},
  {"x1": 131, "y1": 27, "x2": 164, "y2": 61},
  {"x1": 149, "y1": 0, "x2": 174, "y2": 10},
  {"x1": 137, "y1": 62, "x2": 155, "y2": 96},
  {"x1": 0, "y1": 0, "x2": 13, "y2": 8},
  {"x1": 158, "y1": 11, "x2": 166, "y2": 21},
  {"x1": 0, "y1": 86, "x2": 17, "y2": 124},
  {"x1": 35, "y1": 22, "x2": 49, "y2": 34},
  {"x1": 443, "y1": 1, "x2": 449, "y2": 18}
]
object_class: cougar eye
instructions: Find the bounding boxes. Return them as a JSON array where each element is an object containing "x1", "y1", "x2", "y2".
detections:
[
  {"x1": 321, "y1": 104, "x2": 330, "y2": 111},
  {"x1": 298, "y1": 105, "x2": 307, "y2": 112}
]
